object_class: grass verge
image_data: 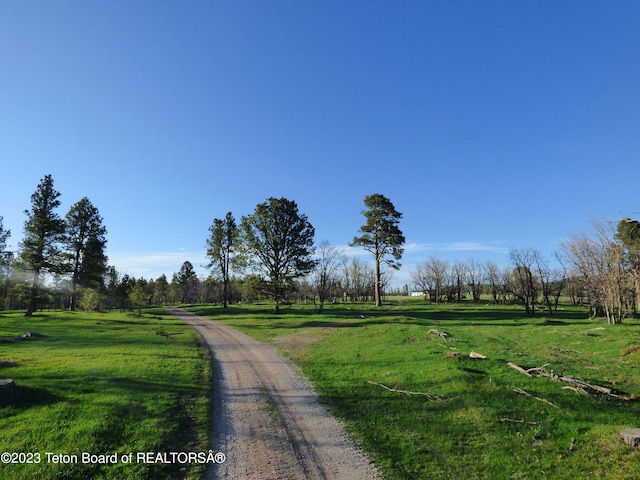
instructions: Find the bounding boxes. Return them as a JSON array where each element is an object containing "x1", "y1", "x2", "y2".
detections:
[{"x1": 0, "y1": 308, "x2": 211, "y2": 480}]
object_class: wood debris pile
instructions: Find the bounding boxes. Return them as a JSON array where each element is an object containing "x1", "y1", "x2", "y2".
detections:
[{"x1": 507, "y1": 361, "x2": 637, "y2": 401}]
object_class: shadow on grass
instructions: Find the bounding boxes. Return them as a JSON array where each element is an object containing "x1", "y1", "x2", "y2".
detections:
[
  {"x1": 0, "y1": 384, "x2": 65, "y2": 410},
  {"x1": 186, "y1": 302, "x2": 594, "y2": 331}
]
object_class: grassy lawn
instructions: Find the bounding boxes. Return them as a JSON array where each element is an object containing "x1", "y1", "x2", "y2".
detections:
[
  {"x1": 0, "y1": 308, "x2": 211, "y2": 480},
  {"x1": 188, "y1": 299, "x2": 640, "y2": 479}
]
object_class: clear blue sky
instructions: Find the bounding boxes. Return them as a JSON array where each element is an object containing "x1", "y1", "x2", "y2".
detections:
[{"x1": 1, "y1": 1, "x2": 638, "y2": 288}]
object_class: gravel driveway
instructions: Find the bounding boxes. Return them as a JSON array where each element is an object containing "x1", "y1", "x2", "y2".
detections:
[{"x1": 167, "y1": 308, "x2": 381, "y2": 480}]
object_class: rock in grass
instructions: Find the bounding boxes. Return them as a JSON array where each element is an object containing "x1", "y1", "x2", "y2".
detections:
[
  {"x1": 16, "y1": 331, "x2": 40, "y2": 340},
  {"x1": 0, "y1": 379, "x2": 15, "y2": 394},
  {"x1": 620, "y1": 428, "x2": 640, "y2": 448}
]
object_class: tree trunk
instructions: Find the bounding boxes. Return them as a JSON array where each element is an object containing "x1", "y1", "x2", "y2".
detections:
[
  {"x1": 24, "y1": 270, "x2": 40, "y2": 317},
  {"x1": 70, "y1": 250, "x2": 81, "y2": 311},
  {"x1": 222, "y1": 278, "x2": 229, "y2": 309},
  {"x1": 222, "y1": 253, "x2": 229, "y2": 308},
  {"x1": 374, "y1": 253, "x2": 382, "y2": 307}
]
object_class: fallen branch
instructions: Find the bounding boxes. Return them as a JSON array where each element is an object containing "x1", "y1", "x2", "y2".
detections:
[
  {"x1": 562, "y1": 385, "x2": 588, "y2": 396},
  {"x1": 366, "y1": 380, "x2": 446, "y2": 401},
  {"x1": 498, "y1": 417, "x2": 539, "y2": 425},
  {"x1": 508, "y1": 361, "x2": 636, "y2": 401},
  {"x1": 513, "y1": 388, "x2": 530, "y2": 396},
  {"x1": 514, "y1": 388, "x2": 558, "y2": 408},
  {"x1": 507, "y1": 362, "x2": 532, "y2": 377},
  {"x1": 559, "y1": 376, "x2": 613, "y2": 395}
]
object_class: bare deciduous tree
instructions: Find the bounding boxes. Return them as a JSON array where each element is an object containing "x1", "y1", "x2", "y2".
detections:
[
  {"x1": 411, "y1": 257, "x2": 449, "y2": 304},
  {"x1": 451, "y1": 261, "x2": 467, "y2": 302},
  {"x1": 508, "y1": 248, "x2": 540, "y2": 316},
  {"x1": 484, "y1": 260, "x2": 501, "y2": 304},
  {"x1": 310, "y1": 241, "x2": 345, "y2": 312},
  {"x1": 466, "y1": 257, "x2": 484, "y2": 303},
  {"x1": 562, "y1": 220, "x2": 629, "y2": 324},
  {"x1": 343, "y1": 257, "x2": 375, "y2": 302},
  {"x1": 535, "y1": 251, "x2": 567, "y2": 315}
]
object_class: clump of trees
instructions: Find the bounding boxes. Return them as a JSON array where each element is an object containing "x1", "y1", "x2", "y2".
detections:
[
  {"x1": 1, "y1": 184, "x2": 405, "y2": 315},
  {"x1": 408, "y1": 217, "x2": 640, "y2": 324},
  {"x1": 0, "y1": 175, "x2": 109, "y2": 315},
  {"x1": 562, "y1": 219, "x2": 640, "y2": 324},
  {"x1": 410, "y1": 250, "x2": 568, "y2": 317},
  {"x1": 202, "y1": 194, "x2": 404, "y2": 313}
]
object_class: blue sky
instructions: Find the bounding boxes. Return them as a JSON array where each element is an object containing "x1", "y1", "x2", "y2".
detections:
[{"x1": 1, "y1": 1, "x2": 638, "y2": 288}]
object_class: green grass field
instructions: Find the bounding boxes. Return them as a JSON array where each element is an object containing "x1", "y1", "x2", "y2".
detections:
[
  {"x1": 188, "y1": 299, "x2": 640, "y2": 480},
  {"x1": 0, "y1": 308, "x2": 211, "y2": 480},
  {"x1": 3, "y1": 300, "x2": 640, "y2": 479}
]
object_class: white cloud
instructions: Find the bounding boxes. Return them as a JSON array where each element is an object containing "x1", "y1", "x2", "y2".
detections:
[{"x1": 404, "y1": 241, "x2": 509, "y2": 255}]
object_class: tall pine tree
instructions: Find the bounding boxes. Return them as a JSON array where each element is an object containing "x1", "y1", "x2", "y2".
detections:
[
  {"x1": 351, "y1": 193, "x2": 405, "y2": 307},
  {"x1": 64, "y1": 197, "x2": 108, "y2": 311},
  {"x1": 20, "y1": 175, "x2": 66, "y2": 316},
  {"x1": 206, "y1": 212, "x2": 242, "y2": 308}
]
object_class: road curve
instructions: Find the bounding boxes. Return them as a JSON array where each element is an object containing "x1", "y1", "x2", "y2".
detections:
[{"x1": 167, "y1": 308, "x2": 381, "y2": 480}]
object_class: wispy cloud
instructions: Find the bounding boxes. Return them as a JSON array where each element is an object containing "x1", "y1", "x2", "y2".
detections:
[
  {"x1": 330, "y1": 241, "x2": 510, "y2": 264},
  {"x1": 404, "y1": 241, "x2": 509, "y2": 255}
]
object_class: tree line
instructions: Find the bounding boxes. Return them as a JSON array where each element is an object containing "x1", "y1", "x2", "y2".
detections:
[
  {"x1": 0, "y1": 175, "x2": 107, "y2": 316},
  {"x1": 409, "y1": 218, "x2": 640, "y2": 324},
  {"x1": 0, "y1": 177, "x2": 405, "y2": 315},
  {"x1": 410, "y1": 251, "x2": 567, "y2": 315},
  {"x1": 204, "y1": 193, "x2": 403, "y2": 313},
  {"x1": 2, "y1": 175, "x2": 639, "y2": 323}
]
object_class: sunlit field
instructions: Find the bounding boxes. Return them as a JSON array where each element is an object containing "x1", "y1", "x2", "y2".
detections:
[
  {"x1": 0, "y1": 308, "x2": 211, "y2": 480},
  {"x1": 188, "y1": 299, "x2": 640, "y2": 479}
]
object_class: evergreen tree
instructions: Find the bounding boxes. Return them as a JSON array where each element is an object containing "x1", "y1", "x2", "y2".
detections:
[
  {"x1": 206, "y1": 212, "x2": 242, "y2": 308},
  {"x1": 64, "y1": 197, "x2": 108, "y2": 310},
  {"x1": 0, "y1": 216, "x2": 12, "y2": 310},
  {"x1": 174, "y1": 261, "x2": 199, "y2": 304},
  {"x1": 351, "y1": 193, "x2": 405, "y2": 307},
  {"x1": 153, "y1": 274, "x2": 169, "y2": 305},
  {"x1": 20, "y1": 175, "x2": 66, "y2": 316},
  {"x1": 0, "y1": 216, "x2": 9, "y2": 259},
  {"x1": 241, "y1": 197, "x2": 316, "y2": 313}
]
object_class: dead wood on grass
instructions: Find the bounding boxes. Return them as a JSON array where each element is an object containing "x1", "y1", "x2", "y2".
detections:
[
  {"x1": 366, "y1": 380, "x2": 447, "y2": 401},
  {"x1": 507, "y1": 361, "x2": 637, "y2": 401}
]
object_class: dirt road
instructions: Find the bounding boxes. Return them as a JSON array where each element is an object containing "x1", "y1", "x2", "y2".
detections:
[{"x1": 167, "y1": 308, "x2": 381, "y2": 480}]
